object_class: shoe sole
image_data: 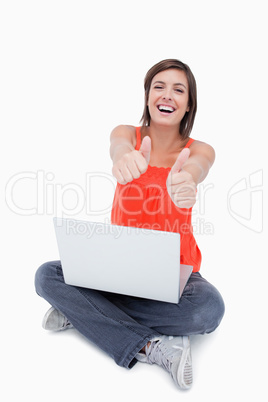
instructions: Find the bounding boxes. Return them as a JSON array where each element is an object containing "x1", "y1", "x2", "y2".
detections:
[
  {"x1": 42, "y1": 306, "x2": 56, "y2": 330},
  {"x1": 176, "y1": 336, "x2": 193, "y2": 390}
]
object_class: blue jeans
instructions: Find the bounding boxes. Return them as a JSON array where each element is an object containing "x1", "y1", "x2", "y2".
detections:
[{"x1": 35, "y1": 261, "x2": 225, "y2": 368}]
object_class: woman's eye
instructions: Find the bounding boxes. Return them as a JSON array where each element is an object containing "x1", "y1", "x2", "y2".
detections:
[
  {"x1": 175, "y1": 89, "x2": 183, "y2": 93},
  {"x1": 154, "y1": 86, "x2": 163, "y2": 90}
]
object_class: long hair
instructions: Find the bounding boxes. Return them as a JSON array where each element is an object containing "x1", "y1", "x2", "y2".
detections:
[{"x1": 140, "y1": 59, "x2": 197, "y2": 139}]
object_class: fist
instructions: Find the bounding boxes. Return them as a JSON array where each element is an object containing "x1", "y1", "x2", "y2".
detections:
[
  {"x1": 166, "y1": 148, "x2": 197, "y2": 208},
  {"x1": 112, "y1": 136, "x2": 151, "y2": 185}
]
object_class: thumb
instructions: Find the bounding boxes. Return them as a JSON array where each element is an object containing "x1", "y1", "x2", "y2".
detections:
[
  {"x1": 139, "y1": 136, "x2": 151, "y2": 164},
  {"x1": 171, "y1": 148, "x2": 190, "y2": 173}
]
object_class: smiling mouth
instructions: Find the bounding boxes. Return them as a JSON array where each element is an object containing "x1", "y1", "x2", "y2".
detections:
[{"x1": 157, "y1": 105, "x2": 176, "y2": 113}]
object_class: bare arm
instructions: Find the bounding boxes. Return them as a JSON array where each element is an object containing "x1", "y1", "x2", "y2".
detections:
[
  {"x1": 110, "y1": 125, "x2": 151, "y2": 185},
  {"x1": 167, "y1": 141, "x2": 215, "y2": 208},
  {"x1": 110, "y1": 125, "x2": 136, "y2": 164},
  {"x1": 182, "y1": 141, "x2": 215, "y2": 185}
]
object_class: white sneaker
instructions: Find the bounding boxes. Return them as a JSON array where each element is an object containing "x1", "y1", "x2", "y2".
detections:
[
  {"x1": 42, "y1": 307, "x2": 73, "y2": 331},
  {"x1": 137, "y1": 335, "x2": 192, "y2": 390}
]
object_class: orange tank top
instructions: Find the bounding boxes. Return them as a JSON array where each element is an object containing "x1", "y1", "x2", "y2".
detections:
[{"x1": 111, "y1": 127, "x2": 201, "y2": 272}]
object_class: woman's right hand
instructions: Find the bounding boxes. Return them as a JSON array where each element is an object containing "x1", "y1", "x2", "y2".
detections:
[{"x1": 112, "y1": 136, "x2": 151, "y2": 185}]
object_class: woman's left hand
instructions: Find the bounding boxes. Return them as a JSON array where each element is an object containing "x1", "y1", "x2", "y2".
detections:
[{"x1": 166, "y1": 148, "x2": 197, "y2": 209}]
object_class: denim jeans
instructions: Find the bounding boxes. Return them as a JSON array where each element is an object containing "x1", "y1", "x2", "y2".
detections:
[{"x1": 35, "y1": 260, "x2": 225, "y2": 368}]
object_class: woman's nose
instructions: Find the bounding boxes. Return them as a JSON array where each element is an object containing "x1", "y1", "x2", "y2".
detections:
[{"x1": 162, "y1": 89, "x2": 172, "y2": 100}]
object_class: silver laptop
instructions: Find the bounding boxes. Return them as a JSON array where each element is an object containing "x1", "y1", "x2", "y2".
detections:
[{"x1": 53, "y1": 217, "x2": 193, "y2": 303}]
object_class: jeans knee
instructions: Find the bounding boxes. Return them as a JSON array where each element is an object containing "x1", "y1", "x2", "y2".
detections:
[
  {"x1": 34, "y1": 260, "x2": 61, "y2": 298},
  {"x1": 202, "y1": 284, "x2": 225, "y2": 334}
]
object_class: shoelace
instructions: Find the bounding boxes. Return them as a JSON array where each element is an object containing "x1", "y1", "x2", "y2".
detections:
[
  {"x1": 61, "y1": 318, "x2": 73, "y2": 330},
  {"x1": 146, "y1": 338, "x2": 182, "y2": 373}
]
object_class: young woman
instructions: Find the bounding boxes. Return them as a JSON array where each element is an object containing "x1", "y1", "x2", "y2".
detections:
[{"x1": 35, "y1": 59, "x2": 225, "y2": 390}]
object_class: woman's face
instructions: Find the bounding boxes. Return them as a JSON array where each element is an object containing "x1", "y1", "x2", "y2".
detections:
[{"x1": 147, "y1": 68, "x2": 190, "y2": 130}]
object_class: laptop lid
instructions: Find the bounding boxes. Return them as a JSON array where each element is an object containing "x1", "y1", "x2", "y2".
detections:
[{"x1": 53, "y1": 217, "x2": 192, "y2": 303}]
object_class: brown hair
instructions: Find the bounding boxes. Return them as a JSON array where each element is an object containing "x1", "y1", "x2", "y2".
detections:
[{"x1": 140, "y1": 59, "x2": 197, "y2": 139}]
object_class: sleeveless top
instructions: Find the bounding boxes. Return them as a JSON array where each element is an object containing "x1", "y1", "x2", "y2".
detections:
[{"x1": 111, "y1": 127, "x2": 201, "y2": 272}]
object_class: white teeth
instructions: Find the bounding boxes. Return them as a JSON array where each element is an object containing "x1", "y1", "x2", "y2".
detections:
[{"x1": 158, "y1": 105, "x2": 175, "y2": 112}]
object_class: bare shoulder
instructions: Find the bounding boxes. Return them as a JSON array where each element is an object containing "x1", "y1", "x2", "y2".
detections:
[
  {"x1": 110, "y1": 125, "x2": 136, "y2": 146},
  {"x1": 189, "y1": 139, "x2": 216, "y2": 165}
]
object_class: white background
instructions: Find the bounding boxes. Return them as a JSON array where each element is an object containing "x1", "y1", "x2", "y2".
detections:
[{"x1": 1, "y1": 0, "x2": 267, "y2": 400}]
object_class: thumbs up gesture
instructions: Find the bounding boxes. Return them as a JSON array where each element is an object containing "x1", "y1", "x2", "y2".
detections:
[
  {"x1": 166, "y1": 148, "x2": 197, "y2": 208},
  {"x1": 112, "y1": 136, "x2": 151, "y2": 185}
]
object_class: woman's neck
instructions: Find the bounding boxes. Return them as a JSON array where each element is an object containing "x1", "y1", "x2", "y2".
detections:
[
  {"x1": 141, "y1": 124, "x2": 189, "y2": 168},
  {"x1": 144, "y1": 123, "x2": 186, "y2": 153}
]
